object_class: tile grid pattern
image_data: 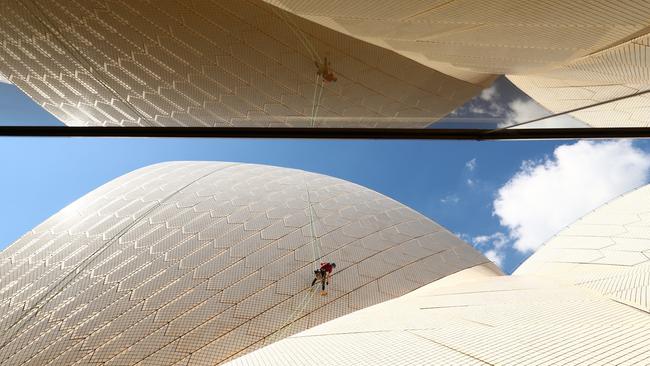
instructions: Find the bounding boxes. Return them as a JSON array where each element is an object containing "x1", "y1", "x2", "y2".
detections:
[
  {"x1": 508, "y1": 33, "x2": 650, "y2": 127},
  {"x1": 267, "y1": 0, "x2": 650, "y2": 79},
  {"x1": 516, "y1": 184, "x2": 650, "y2": 313},
  {"x1": 0, "y1": 0, "x2": 479, "y2": 127},
  {"x1": 228, "y1": 267, "x2": 650, "y2": 365},
  {"x1": 2, "y1": 1, "x2": 650, "y2": 128},
  {"x1": 0, "y1": 161, "x2": 488, "y2": 365},
  {"x1": 270, "y1": 0, "x2": 650, "y2": 128},
  {"x1": 228, "y1": 182, "x2": 650, "y2": 365}
]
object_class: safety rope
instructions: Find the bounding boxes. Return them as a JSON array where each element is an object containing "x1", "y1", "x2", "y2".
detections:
[
  {"x1": 487, "y1": 87, "x2": 650, "y2": 132},
  {"x1": 309, "y1": 74, "x2": 321, "y2": 127},
  {"x1": 270, "y1": 6, "x2": 321, "y2": 64},
  {"x1": 310, "y1": 77, "x2": 325, "y2": 128},
  {"x1": 258, "y1": 7, "x2": 332, "y2": 343},
  {"x1": 306, "y1": 187, "x2": 323, "y2": 263},
  {"x1": 268, "y1": 4, "x2": 330, "y2": 128},
  {"x1": 262, "y1": 180, "x2": 324, "y2": 347}
]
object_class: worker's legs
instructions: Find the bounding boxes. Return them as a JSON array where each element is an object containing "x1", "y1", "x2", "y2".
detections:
[
  {"x1": 320, "y1": 277, "x2": 328, "y2": 296},
  {"x1": 311, "y1": 269, "x2": 321, "y2": 287}
]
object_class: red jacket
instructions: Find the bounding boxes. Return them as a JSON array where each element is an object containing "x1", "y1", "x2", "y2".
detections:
[{"x1": 320, "y1": 262, "x2": 334, "y2": 274}]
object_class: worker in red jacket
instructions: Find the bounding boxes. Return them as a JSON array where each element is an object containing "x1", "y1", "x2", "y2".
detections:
[{"x1": 311, "y1": 262, "x2": 336, "y2": 295}]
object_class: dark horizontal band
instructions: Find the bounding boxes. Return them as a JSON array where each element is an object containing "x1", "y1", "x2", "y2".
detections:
[{"x1": 1, "y1": 126, "x2": 650, "y2": 140}]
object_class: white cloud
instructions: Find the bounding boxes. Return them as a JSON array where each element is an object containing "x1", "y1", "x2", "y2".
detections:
[
  {"x1": 500, "y1": 99, "x2": 586, "y2": 128},
  {"x1": 506, "y1": 99, "x2": 544, "y2": 124},
  {"x1": 447, "y1": 76, "x2": 599, "y2": 131},
  {"x1": 494, "y1": 140, "x2": 650, "y2": 253},
  {"x1": 463, "y1": 232, "x2": 509, "y2": 267},
  {"x1": 449, "y1": 81, "x2": 586, "y2": 128},
  {"x1": 465, "y1": 159, "x2": 479, "y2": 187},
  {"x1": 479, "y1": 84, "x2": 498, "y2": 101},
  {"x1": 469, "y1": 106, "x2": 489, "y2": 115},
  {"x1": 0, "y1": 72, "x2": 9, "y2": 84},
  {"x1": 465, "y1": 158, "x2": 477, "y2": 171},
  {"x1": 484, "y1": 249, "x2": 505, "y2": 267},
  {"x1": 456, "y1": 232, "x2": 472, "y2": 243},
  {"x1": 440, "y1": 194, "x2": 460, "y2": 205},
  {"x1": 449, "y1": 83, "x2": 504, "y2": 118},
  {"x1": 472, "y1": 232, "x2": 507, "y2": 247}
]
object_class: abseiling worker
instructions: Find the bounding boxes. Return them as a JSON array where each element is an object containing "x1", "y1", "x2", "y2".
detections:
[
  {"x1": 311, "y1": 262, "x2": 336, "y2": 296},
  {"x1": 315, "y1": 57, "x2": 337, "y2": 83}
]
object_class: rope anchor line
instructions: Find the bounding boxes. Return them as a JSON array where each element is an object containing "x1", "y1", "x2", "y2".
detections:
[{"x1": 263, "y1": 181, "x2": 324, "y2": 347}]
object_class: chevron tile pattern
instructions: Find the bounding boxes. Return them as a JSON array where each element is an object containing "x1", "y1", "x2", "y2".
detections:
[
  {"x1": 228, "y1": 266, "x2": 650, "y2": 365},
  {"x1": 516, "y1": 184, "x2": 650, "y2": 313},
  {"x1": 267, "y1": 0, "x2": 650, "y2": 128},
  {"x1": 226, "y1": 179, "x2": 650, "y2": 366},
  {"x1": 508, "y1": 33, "x2": 650, "y2": 128},
  {"x1": 0, "y1": 0, "x2": 480, "y2": 127},
  {"x1": 0, "y1": 162, "x2": 489, "y2": 365},
  {"x1": 2, "y1": 1, "x2": 650, "y2": 128},
  {"x1": 267, "y1": 0, "x2": 650, "y2": 80}
]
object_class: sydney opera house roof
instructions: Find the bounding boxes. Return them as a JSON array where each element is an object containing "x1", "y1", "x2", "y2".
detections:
[
  {"x1": 0, "y1": 162, "x2": 490, "y2": 365},
  {"x1": 4, "y1": 161, "x2": 650, "y2": 365},
  {"x1": 2, "y1": 0, "x2": 650, "y2": 364},
  {"x1": 0, "y1": 0, "x2": 649, "y2": 129},
  {"x1": 229, "y1": 175, "x2": 650, "y2": 366}
]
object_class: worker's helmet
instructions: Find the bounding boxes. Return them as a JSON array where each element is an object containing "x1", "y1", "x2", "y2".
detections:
[{"x1": 331, "y1": 262, "x2": 336, "y2": 268}]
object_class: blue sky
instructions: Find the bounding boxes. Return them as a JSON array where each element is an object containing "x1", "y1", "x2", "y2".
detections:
[
  {"x1": 0, "y1": 82, "x2": 62, "y2": 126},
  {"x1": 1, "y1": 82, "x2": 649, "y2": 274},
  {"x1": 0, "y1": 136, "x2": 564, "y2": 273}
]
